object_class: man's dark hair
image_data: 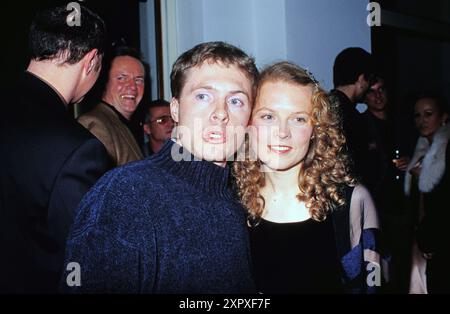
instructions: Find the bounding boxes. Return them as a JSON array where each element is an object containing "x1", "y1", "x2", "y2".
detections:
[
  {"x1": 106, "y1": 44, "x2": 143, "y2": 64},
  {"x1": 78, "y1": 45, "x2": 145, "y2": 116},
  {"x1": 170, "y1": 41, "x2": 259, "y2": 100},
  {"x1": 29, "y1": 4, "x2": 106, "y2": 64},
  {"x1": 333, "y1": 47, "x2": 374, "y2": 88},
  {"x1": 98, "y1": 44, "x2": 145, "y2": 94},
  {"x1": 144, "y1": 99, "x2": 170, "y2": 124}
]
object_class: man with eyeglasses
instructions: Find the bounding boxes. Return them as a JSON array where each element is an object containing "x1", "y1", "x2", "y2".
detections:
[{"x1": 143, "y1": 99, "x2": 174, "y2": 155}]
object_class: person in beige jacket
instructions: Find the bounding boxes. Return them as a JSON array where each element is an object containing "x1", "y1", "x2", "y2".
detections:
[{"x1": 78, "y1": 46, "x2": 144, "y2": 166}]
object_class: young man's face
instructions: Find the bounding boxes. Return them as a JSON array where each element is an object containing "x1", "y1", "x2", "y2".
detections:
[
  {"x1": 144, "y1": 106, "x2": 174, "y2": 142},
  {"x1": 365, "y1": 80, "x2": 388, "y2": 112},
  {"x1": 171, "y1": 62, "x2": 253, "y2": 167}
]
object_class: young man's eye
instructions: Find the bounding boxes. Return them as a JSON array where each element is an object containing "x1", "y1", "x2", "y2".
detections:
[
  {"x1": 196, "y1": 94, "x2": 210, "y2": 101},
  {"x1": 228, "y1": 97, "x2": 244, "y2": 107},
  {"x1": 261, "y1": 114, "x2": 273, "y2": 120}
]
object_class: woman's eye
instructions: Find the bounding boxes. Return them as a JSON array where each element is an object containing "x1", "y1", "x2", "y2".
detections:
[{"x1": 293, "y1": 116, "x2": 308, "y2": 124}]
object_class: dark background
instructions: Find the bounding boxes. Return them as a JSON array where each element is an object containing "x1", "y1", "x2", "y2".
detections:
[
  {"x1": 0, "y1": 0, "x2": 143, "y2": 91},
  {"x1": 1, "y1": 0, "x2": 449, "y2": 156},
  {"x1": 371, "y1": 0, "x2": 450, "y2": 155}
]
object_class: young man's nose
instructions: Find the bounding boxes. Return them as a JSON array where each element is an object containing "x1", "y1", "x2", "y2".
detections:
[{"x1": 210, "y1": 103, "x2": 229, "y2": 124}]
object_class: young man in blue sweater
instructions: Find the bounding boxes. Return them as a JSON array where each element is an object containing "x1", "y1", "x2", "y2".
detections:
[{"x1": 61, "y1": 41, "x2": 259, "y2": 293}]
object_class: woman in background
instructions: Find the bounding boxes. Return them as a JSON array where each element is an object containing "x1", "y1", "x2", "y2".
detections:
[
  {"x1": 405, "y1": 94, "x2": 450, "y2": 294},
  {"x1": 234, "y1": 61, "x2": 387, "y2": 294}
]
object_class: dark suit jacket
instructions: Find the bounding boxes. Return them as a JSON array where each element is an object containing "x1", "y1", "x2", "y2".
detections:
[
  {"x1": 0, "y1": 72, "x2": 112, "y2": 293},
  {"x1": 329, "y1": 89, "x2": 370, "y2": 183}
]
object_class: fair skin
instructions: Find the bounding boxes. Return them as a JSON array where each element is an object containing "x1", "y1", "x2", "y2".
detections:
[
  {"x1": 170, "y1": 62, "x2": 253, "y2": 167},
  {"x1": 27, "y1": 49, "x2": 102, "y2": 104},
  {"x1": 365, "y1": 79, "x2": 388, "y2": 120},
  {"x1": 412, "y1": 99, "x2": 448, "y2": 260},
  {"x1": 103, "y1": 56, "x2": 145, "y2": 120},
  {"x1": 414, "y1": 98, "x2": 448, "y2": 143},
  {"x1": 143, "y1": 106, "x2": 174, "y2": 153},
  {"x1": 410, "y1": 98, "x2": 449, "y2": 178},
  {"x1": 365, "y1": 79, "x2": 410, "y2": 170},
  {"x1": 251, "y1": 80, "x2": 314, "y2": 223},
  {"x1": 337, "y1": 74, "x2": 370, "y2": 104}
]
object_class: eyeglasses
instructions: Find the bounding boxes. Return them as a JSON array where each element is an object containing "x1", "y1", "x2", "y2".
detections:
[{"x1": 150, "y1": 115, "x2": 173, "y2": 125}]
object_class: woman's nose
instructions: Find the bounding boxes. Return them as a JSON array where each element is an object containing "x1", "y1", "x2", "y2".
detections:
[{"x1": 277, "y1": 122, "x2": 290, "y2": 139}]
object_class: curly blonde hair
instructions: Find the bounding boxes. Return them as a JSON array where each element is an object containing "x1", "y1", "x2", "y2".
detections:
[{"x1": 233, "y1": 61, "x2": 357, "y2": 222}]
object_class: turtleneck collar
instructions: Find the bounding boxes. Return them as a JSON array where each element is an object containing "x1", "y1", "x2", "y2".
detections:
[{"x1": 151, "y1": 140, "x2": 234, "y2": 200}]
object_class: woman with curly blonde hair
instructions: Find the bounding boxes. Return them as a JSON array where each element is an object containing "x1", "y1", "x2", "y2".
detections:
[{"x1": 233, "y1": 61, "x2": 387, "y2": 294}]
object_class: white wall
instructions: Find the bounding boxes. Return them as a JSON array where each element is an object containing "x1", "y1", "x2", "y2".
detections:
[
  {"x1": 285, "y1": 0, "x2": 371, "y2": 90},
  {"x1": 143, "y1": 0, "x2": 372, "y2": 98},
  {"x1": 139, "y1": 0, "x2": 158, "y2": 100},
  {"x1": 175, "y1": 0, "x2": 288, "y2": 69}
]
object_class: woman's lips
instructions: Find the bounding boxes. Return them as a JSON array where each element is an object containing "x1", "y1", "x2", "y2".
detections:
[{"x1": 268, "y1": 145, "x2": 292, "y2": 154}]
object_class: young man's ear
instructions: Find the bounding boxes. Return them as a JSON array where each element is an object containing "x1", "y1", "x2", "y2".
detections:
[
  {"x1": 84, "y1": 49, "x2": 100, "y2": 75},
  {"x1": 170, "y1": 97, "x2": 180, "y2": 123},
  {"x1": 357, "y1": 74, "x2": 366, "y2": 86},
  {"x1": 442, "y1": 113, "x2": 449, "y2": 125},
  {"x1": 143, "y1": 123, "x2": 151, "y2": 135}
]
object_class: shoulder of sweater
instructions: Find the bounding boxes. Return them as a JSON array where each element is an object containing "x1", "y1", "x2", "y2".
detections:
[
  {"x1": 70, "y1": 160, "x2": 165, "y2": 243},
  {"x1": 95, "y1": 157, "x2": 171, "y2": 194}
]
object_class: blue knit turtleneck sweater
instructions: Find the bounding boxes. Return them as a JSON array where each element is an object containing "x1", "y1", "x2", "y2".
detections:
[{"x1": 61, "y1": 140, "x2": 255, "y2": 293}]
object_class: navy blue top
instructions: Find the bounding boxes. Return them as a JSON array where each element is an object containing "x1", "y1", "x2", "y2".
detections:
[
  {"x1": 250, "y1": 217, "x2": 342, "y2": 294},
  {"x1": 61, "y1": 140, "x2": 255, "y2": 293}
]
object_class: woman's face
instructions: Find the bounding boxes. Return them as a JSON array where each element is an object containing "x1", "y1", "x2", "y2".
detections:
[
  {"x1": 414, "y1": 98, "x2": 446, "y2": 140},
  {"x1": 250, "y1": 80, "x2": 314, "y2": 172}
]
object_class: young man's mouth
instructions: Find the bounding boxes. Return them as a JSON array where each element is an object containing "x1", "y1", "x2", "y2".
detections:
[{"x1": 203, "y1": 130, "x2": 227, "y2": 144}]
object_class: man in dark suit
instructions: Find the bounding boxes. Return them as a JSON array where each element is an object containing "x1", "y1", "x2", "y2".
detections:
[
  {"x1": 0, "y1": 5, "x2": 112, "y2": 293},
  {"x1": 328, "y1": 47, "x2": 375, "y2": 182}
]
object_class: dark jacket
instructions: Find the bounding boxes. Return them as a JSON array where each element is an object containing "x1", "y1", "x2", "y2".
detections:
[
  {"x1": 0, "y1": 72, "x2": 112, "y2": 293},
  {"x1": 329, "y1": 89, "x2": 370, "y2": 182},
  {"x1": 405, "y1": 123, "x2": 450, "y2": 293},
  {"x1": 417, "y1": 142, "x2": 450, "y2": 293}
]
